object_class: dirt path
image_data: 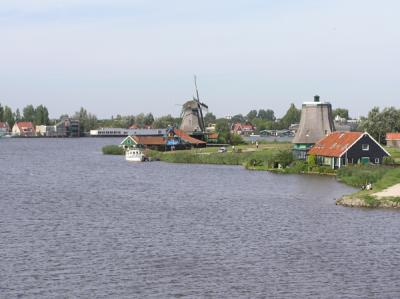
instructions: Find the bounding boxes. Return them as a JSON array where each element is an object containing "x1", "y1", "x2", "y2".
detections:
[{"x1": 374, "y1": 184, "x2": 400, "y2": 198}]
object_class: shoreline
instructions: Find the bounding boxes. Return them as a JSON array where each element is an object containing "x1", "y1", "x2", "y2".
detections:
[{"x1": 103, "y1": 143, "x2": 400, "y2": 209}]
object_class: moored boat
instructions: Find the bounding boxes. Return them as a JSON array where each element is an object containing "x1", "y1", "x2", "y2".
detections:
[{"x1": 125, "y1": 148, "x2": 145, "y2": 162}]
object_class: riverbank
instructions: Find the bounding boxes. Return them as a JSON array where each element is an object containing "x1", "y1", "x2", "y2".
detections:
[
  {"x1": 336, "y1": 167, "x2": 400, "y2": 208},
  {"x1": 102, "y1": 142, "x2": 400, "y2": 208}
]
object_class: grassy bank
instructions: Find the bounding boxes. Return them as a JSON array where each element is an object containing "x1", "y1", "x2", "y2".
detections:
[
  {"x1": 146, "y1": 142, "x2": 294, "y2": 168},
  {"x1": 337, "y1": 166, "x2": 400, "y2": 207},
  {"x1": 102, "y1": 145, "x2": 125, "y2": 155}
]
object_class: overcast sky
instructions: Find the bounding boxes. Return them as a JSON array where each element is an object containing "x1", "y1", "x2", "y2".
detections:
[{"x1": 0, "y1": 0, "x2": 399, "y2": 119}]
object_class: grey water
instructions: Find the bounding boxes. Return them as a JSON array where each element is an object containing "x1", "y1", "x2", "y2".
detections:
[{"x1": 1, "y1": 138, "x2": 400, "y2": 298}]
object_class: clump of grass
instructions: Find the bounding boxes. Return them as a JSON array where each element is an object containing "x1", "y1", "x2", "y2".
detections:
[
  {"x1": 362, "y1": 195, "x2": 380, "y2": 207},
  {"x1": 337, "y1": 165, "x2": 389, "y2": 188},
  {"x1": 102, "y1": 145, "x2": 125, "y2": 155}
]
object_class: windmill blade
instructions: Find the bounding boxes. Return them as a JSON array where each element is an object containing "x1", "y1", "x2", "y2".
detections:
[{"x1": 199, "y1": 102, "x2": 208, "y2": 109}]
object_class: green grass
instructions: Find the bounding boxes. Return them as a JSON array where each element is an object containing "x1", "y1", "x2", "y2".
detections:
[
  {"x1": 338, "y1": 166, "x2": 400, "y2": 207},
  {"x1": 385, "y1": 146, "x2": 400, "y2": 163},
  {"x1": 102, "y1": 145, "x2": 125, "y2": 155}
]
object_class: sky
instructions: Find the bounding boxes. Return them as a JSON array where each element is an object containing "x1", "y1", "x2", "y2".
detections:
[{"x1": 0, "y1": 0, "x2": 399, "y2": 119}]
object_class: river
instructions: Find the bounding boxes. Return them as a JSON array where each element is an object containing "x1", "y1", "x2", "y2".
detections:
[{"x1": 1, "y1": 138, "x2": 400, "y2": 298}]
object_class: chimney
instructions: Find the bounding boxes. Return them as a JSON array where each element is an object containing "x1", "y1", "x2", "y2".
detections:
[{"x1": 314, "y1": 95, "x2": 320, "y2": 102}]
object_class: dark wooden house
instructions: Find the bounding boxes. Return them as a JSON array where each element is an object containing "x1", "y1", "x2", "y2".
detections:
[{"x1": 308, "y1": 132, "x2": 390, "y2": 168}]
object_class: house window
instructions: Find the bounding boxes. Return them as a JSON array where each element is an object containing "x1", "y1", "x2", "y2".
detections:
[
  {"x1": 362, "y1": 144, "x2": 369, "y2": 151},
  {"x1": 375, "y1": 158, "x2": 380, "y2": 164}
]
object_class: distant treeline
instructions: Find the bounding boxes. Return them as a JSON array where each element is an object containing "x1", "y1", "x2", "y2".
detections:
[{"x1": 1, "y1": 102, "x2": 399, "y2": 144}]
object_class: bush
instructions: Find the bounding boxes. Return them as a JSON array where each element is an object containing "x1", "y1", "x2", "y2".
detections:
[
  {"x1": 102, "y1": 145, "x2": 125, "y2": 155},
  {"x1": 383, "y1": 156, "x2": 395, "y2": 165},
  {"x1": 337, "y1": 165, "x2": 389, "y2": 187}
]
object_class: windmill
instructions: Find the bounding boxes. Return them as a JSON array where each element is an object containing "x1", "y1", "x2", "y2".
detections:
[{"x1": 179, "y1": 76, "x2": 209, "y2": 135}]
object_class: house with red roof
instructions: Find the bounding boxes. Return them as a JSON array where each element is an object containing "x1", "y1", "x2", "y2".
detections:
[
  {"x1": 386, "y1": 133, "x2": 400, "y2": 149},
  {"x1": 308, "y1": 131, "x2": 390, "y2": 169},
  {"x1": 12, "y1": 122, "x2": 36, "y2": 137},
  {"x1": 231, "y1": 123, "x2": 255, "y2": 136},
  {"x1": 0, "y1": 122, "x2": 10, "y2": 136}
]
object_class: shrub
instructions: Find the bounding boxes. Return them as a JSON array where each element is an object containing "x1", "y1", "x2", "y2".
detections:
[
  {"x1": 102, "y1": 145, "x2": 125, "y2": 155},
  {"x1": 383, "y1": 156, "x2": 395, "y2": 165}
]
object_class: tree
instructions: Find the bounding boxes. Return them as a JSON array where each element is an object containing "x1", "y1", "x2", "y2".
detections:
[
  {"x1": 333, "y1": 108, "x2": 349, "y2": 120},
  {"x1": 14, "y1": 109, "x2": 21, "y2": 122},
  {"x1": 246, "y1": 110, "x2": 257, "y2": 121},
  {"x1": 74, "y1": 107, "x2": 98, "y2": 135},
  {"x1": 231, "y1": 114, "x2": 246, "y2": 124},
  {"x1": 359, "y1": 106, "x2": 400, "y2": 143},
  {"x1": 203, "y1": 112, "x2": 216, "y2": 126},
  {"x1": 0, "y1": 103, "x2": 4, "y2": 122},
  {"x1": 279, "y1": 103, "x2": 301, "y2": 129},
  {"x1": 152, "y1": 115, "x2": 176, "y2": 128},
  {"x1": 144, "y1": 113, "x2": 154, "y2": 126},
  {"x1": 4, "y1": 106, "x2": 14, "y2": 128},
  {"x1": 135, "y1": 113, "x2": 145, "y2": 128},
  {"x1": 258, "y1": 109, "x2": 275, "y2": 121},
  {"x1": 34, "y1": 105, "x2": 50, "y2": 125},
  {"x1": 23, "y1": 105, "x2": 36, "y2": 122},
  {"x1": 215, "y1": 118, "x2": 231, "y2": 143}
]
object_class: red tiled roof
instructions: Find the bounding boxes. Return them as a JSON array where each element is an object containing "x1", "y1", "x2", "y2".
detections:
[
  {"x1": 173, "y1": 129, "x2": 206, "y2": 144},
  {"x1": 386, "y1": 133, "x2": 400, "y2": 140},
  {"x1": 232, "y1": 123, "x2": 254, "y2": 132},
  {"x1": 308, "y1": 132, "x2": 364, "y2": 157},
  {"x1": 16, "y1": 121, "x2": 34, "y2": 129},
  {"x1": 132, "y1": 136, "x2": 166, "y2": 145}
]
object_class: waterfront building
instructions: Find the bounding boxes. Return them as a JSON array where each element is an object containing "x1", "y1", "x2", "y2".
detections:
[
  {"x1": 120, "y1": 127, "x2": 206, "y2": 151},
  {"x1": 231, "y1": 123, "x2": 255, "y2": 136},
  {"x1": 12, "y1": 122, "x2": 35, "y2": 137},
  {"x1": 90, "y1": 128, "x2": 164, "y2": 137},
  {"x1": 0, "y1": 122, "x2": 10, "y2": 136},
  {"x1": 35, "y1": 125, "x2": 56, "y2": 136},
  {"x1": 35, "y1": 118, "x2": 80, "y2": 137},
  {"x1": 308, "y1": 131, "x2": 390, "y2": 169},
  {"x1": 386, "y1": 133, "x2": 400, "y2": 149},
  {"x1": 292, "y1": 95, "x2": 335, "y2": 159}
]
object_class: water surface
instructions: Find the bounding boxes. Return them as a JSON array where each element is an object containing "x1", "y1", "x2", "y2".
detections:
[{"x1": 1, "y1": 138, "x2": 399, "y2": 298}]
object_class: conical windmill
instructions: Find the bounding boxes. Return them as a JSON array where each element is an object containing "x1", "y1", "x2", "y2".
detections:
[{"x1": 179, "y1": 76, "x2": 209, "y2": 135}]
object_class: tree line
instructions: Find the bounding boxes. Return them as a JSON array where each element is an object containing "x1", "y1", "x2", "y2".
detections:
[{"x1": 0, "y1": 103, "x2": 50, "y2": 128}]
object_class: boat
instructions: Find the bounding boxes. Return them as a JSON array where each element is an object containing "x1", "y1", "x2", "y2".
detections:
[{"x1": 125, "y1": 148, "x2": 145, "y2": 162}]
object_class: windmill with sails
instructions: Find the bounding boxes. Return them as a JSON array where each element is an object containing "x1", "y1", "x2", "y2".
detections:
[{"x1": 179, "y1": 76, "x2": 209, "y2": 139}]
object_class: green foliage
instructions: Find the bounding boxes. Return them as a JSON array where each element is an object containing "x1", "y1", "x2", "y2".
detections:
[
  {"x1": 333, "y1": 108, "x2": 350, "y2": 120},
  {"x1": 359, "y1": 106, "x2": 400, "y2": 143},
  {"x1": 74, "y1": 107, "x2": 98, "y2": 134},
  {"x1": 246, "y1": 110, "x2": 258, "y2": 121},
  {"x1": 23, "y1": 105, "x2": 36, "y2": 122},
  {"x1": 230, "y1": 133, "x2": 245, "y2": 145},
  {"x1": 337, "y1": 165, "x2": 389, "y2": 188},
  {"x1": 34, "y1": 105, "x2": 50, "y2": 125},
  {"x1": 0, "y1": 103, "x2": 3, "y2": 122},
  {"x1": 383, "y1": 156, "x2": 395, "y2": 165},
  {"x1": 203, "y1": 112, "x2": 216, "y2": 126},
  {"x1": 102, "y1": 145, "x2": 125, "y2": 155},
  {"x1": 257, "y1": 109, "x2": 275, "y2": 121},
  {"x1": 274, "y1": 149, "x2": 294, "y2": 167},
  {"x1": 4, "y1": 106, "x2": 15, "y2": 128},
  {"x1": 363, "y1": 195, "x2": 380, "y2": 207},
  {"x1": 278, "y1": 103, "x2": 301, "y2": 129},
  {"x1": 307, "y1": 154, "x2": 317, "y2": 166},
  {"x1": 231, "y1": 114, "x2": 246, "y2": 124}
]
